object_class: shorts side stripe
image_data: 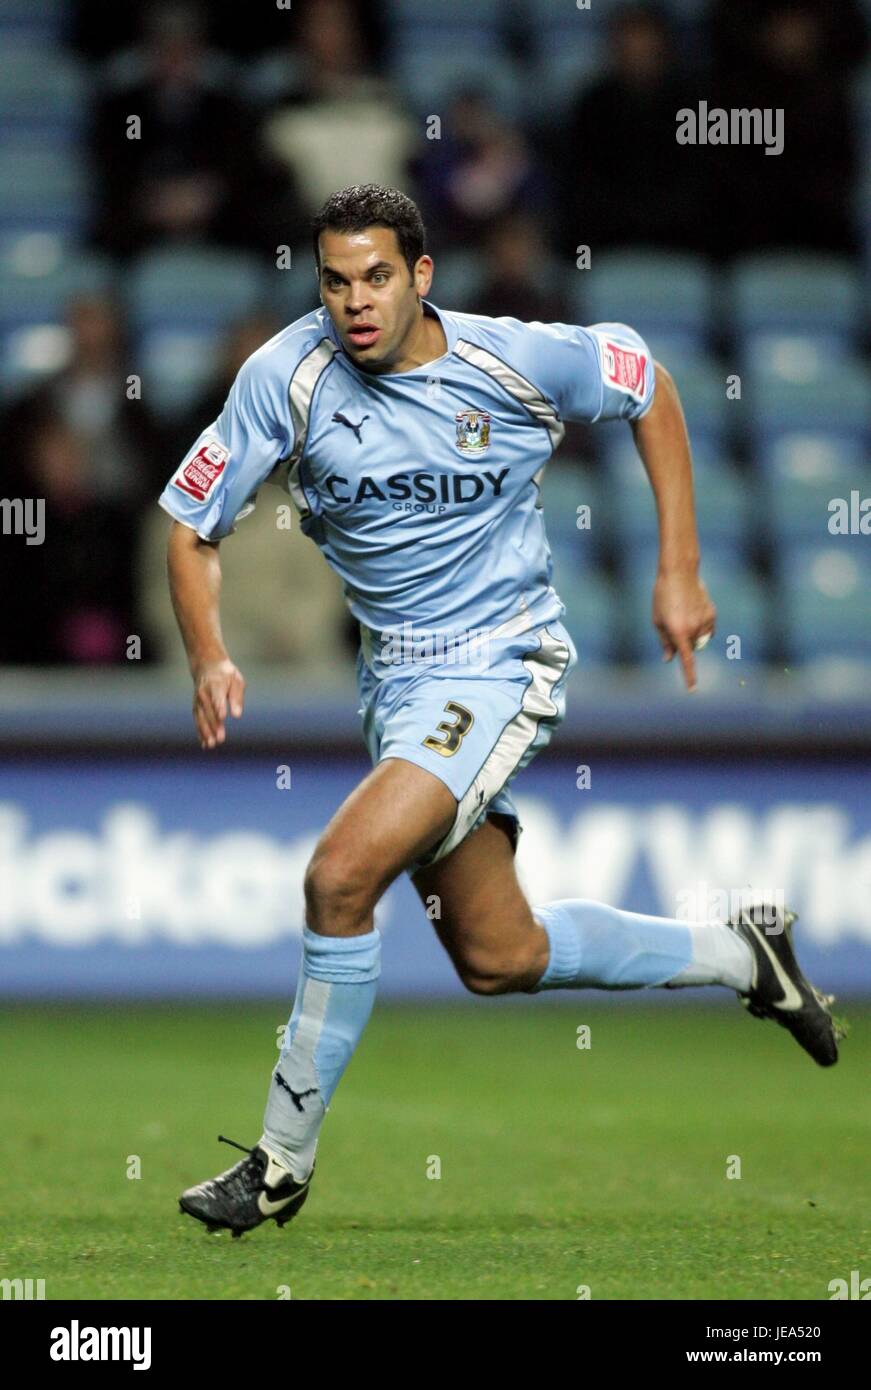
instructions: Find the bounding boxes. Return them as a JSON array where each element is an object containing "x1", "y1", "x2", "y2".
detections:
[{"x1": 432, "y1": 626, "x2": 572, "y2": 862}]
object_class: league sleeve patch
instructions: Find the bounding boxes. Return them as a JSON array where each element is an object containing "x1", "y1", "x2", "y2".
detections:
[
  {"x1": 172, "y1": 440, "x2": 230, "y2": 502},
  {"x1": 599, "y1": 338, "x2": 648, "y2": 402}
]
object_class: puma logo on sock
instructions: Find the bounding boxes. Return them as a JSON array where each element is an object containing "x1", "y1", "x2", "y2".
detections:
[{"x1": 275, "y1": 1072, "x2": 319, "y2": 1112}]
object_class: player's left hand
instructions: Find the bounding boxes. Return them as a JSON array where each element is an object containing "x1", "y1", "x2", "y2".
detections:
[{"x1": 652, "y1": 570, "x2": 716, "y2": 692}]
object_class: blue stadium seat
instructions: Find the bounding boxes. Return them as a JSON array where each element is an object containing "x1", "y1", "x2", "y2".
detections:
[
  {"x1": 550, "y1": 567, "x2": 622, "y2": 666},
  {"x1": 0, "y1": 0, "x2": 67, "y2": 44},
  {"x1": 127, "y1": 249, "x2": 269, "y2": 416},
  {"x1": 389, "y1": 26, "x2": 504, "y2": 68},
  {"x1": 799, "y1": 655, "x2": 871, "y2": 698},
  {"x1": 570, "y1": 251, "x2": 714, "y2": 357},
  {"x1": 0, "y1": 141, "x2": 90, "y2": 239},
  {"x1": 599, "y1": 424, "x2": 724, "y2": 477},
  {"x1": 267, "y1": 262, "x2": 321, "y2": 327},
  {"x1": 516, "y1": 0, "x2": 608, "y2": 40},
  {"x1": 622, "y1": 550, "x2": 771, "y2": 665},
  {"x1": 523, "y1": 41, "x2": 606, "y2": 125},
  {"x1": 0, "y1": 246, "x2": 114, "y2": 328},
  {"x1": 0, "y1": 247, "x2": 115, "y2": 397},
  {"x1": 740, "y1": 329, "x2": 857, "y2": 375},
  {"x1": 731, "y1": 254, "x2": 862, "y2": 343},
  {"x1": 128, "y1": 249, "x2": 268, "y2": 331},
  {"x1": 761, "y1": 434, "x2": 871, "y2": 540},
  {"x1": 431, "y1": 251, "x2": 484, "y2": 312},
  {"x1": 0, "y1": 47, "x2": 87, "y2": 139},
  {"x1": 645, "y1": 356, "x2": 733, "y2": 461},
  {"x1": 745, "y1": 361, "x2": 871, "y2": 450},
  {"x1": 622, "y1": 535, "x2": 748, "y2": 586},
  {"x1": 540, "y1": 461, "x2": 601, "y2": 573},
  {"x1": 777, "y1": 543, "x2": 871, "y2": 662},
  {"x1": 754, "y1": 433, "x2": 869, "y2": 481},
  {"x1": 390, "y1": 50, "x2": 524, "y2": 121},
  {"x1": 385, "y1": 0, "x2": 505, "y2": 22},
  {"x1": 606, "y1": 454, "x2": 752, "y2": 548}
]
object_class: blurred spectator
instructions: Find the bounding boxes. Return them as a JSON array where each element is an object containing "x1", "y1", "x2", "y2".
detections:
[
  {"x1": 165, "y1": 311, "x2": 283, "y2": 465},
  {"x1": 475, "y1": 215, "x2": 566, "y2": 323},
  {"x1": 259, "y1": 0, "x2": 415, "y2": 214},
  {"x1": 710, "y1": 0, "x2": 867, "y2": 257},
  {"x1": 72, "y1": 0, "x2": 296, "y2": 61},
  {"x1": 0, "y1": 419, "x2": 143, "y2": 665},
  {"x1": 0, "y1": 295, "x2": 162, "y2": 665},
  {"x1": 140, "y1": 493, "x2": 354, "y2": 676},
  {"x1": 414, "y1": 91, "x2": 550, "y2": 252},
  {"x1": 4, "y1": 294, "x2": 162, "y2": 505},
  {"x1": 711, "y1": 0, "x2": 869, "y2": 83},
  {"x1": 556, "y1": 3, "x2": 706, "y2": 255},
  {"x1": 91, "y1": 3, "x2": 300, "y2": 256}
]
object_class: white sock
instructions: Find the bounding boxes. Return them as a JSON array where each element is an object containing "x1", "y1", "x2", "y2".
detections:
[{"x1": 668, "y1": 922, "x2": 753, "y2": 990}]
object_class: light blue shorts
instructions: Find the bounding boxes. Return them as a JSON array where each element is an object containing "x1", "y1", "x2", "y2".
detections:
[{"x1": 355, "y1": 617, "x2": 577, "y2": 873}]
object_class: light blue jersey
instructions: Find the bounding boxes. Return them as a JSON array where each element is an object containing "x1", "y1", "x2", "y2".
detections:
[
  {"x1": 159, "y1": 301, "x2": 656, "y2": 868},
  {"x1": 159, "y1": 301, "x2": 655, "y2": 640}
]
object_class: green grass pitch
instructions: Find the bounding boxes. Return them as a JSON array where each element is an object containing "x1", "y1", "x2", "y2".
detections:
[{"x1": 1, "y1": 999, "x2": 868, "y2": 1300}]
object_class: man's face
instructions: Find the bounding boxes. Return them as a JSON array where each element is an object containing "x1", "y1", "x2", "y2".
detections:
[{"x1": 317, "y1": 226, "x2": 431, "y2": 373}]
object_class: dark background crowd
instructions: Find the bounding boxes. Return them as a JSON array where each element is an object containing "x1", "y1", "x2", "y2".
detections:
[{"x1": 1, "y1": 0, "x2": 869, "y2": 673}]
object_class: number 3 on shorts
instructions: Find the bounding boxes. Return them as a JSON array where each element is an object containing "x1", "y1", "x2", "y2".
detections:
[{"x1": 422, "y1": 701, "x2": 474, "y2": 758}]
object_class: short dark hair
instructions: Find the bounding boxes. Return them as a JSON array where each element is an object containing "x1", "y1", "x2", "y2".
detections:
[{"x1": 311, "y1": 184, "x2": 426, "y2": 279}]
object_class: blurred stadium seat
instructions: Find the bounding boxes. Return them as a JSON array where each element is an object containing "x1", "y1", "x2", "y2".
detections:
[
  {"x1": 604, "y1": 453, "x2": 751, "y2": 553},
  {"x1": 0, "y1": 47, "x2": 86, "y2": 139},
  {"x1": 540, "y1": 461, "x2": 602, "y2": 574},
  {"x1": 390, "y1": 50, "x2": 524, "y2": 120},
  {"x1": 549, "y1": 567, "x2": 622, "y2": 666},
  {"x1": 755, "y1": 433, "x2": 870, "y2": 481},
  {"x1": 622, "y1": 546, "x2": 771, "y2": 666},
  {"x1": 745, "y1": 360, "x2": 871, "y2": 451},
  {"x1": 777, "y1": 542, "x2": 871, "y2": 663},
  {"x1": 0, "y1": 0, "x2": 866, "y2": 691},
  {"x1": 431, "y1": 250, "x2": 485, "y2": 312},
  {"x1": 0, "y1": 140, "x2": 90, "y2": 242},
  {"x1": 127, "y1": 249, "x2": 269, "y2": 416},
  {"x1": 0, "y1": 0, "x2": 66, "y2": 44},
  {"x1": 0, "y1": 247, "x2": 115, "y2": 396},
  {"x1": 572, "y1": 251, "x2": 714, "y2": 360},
  {"x1": 731, "y1": 254, "x2": 863, "y2": 371}
]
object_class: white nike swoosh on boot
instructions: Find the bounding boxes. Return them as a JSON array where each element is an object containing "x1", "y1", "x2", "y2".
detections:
[
  {"x1": 749, "y1": 918, "x2": 804, "y2": 1011},
  {"x1": 258, "y1": 1180, "x2": 308, "y2": 1218}
]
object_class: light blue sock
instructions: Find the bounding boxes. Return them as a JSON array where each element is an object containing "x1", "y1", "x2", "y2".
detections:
[
  {"x1": 260, "y1": 926, "x2": 380, "y2": 1179},
  {"x1": 530, "y1": 899, "x2": 751, "y2": 992}
]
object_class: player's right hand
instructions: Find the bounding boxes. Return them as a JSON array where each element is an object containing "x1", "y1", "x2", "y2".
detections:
[{"x1": 192, "y1": 658, "x2": 246, "y2": 750}]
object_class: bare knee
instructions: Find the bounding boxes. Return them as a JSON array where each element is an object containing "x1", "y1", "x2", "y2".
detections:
[
  {"x1": 454, "y1": 940, "x2": 541, "y2": 996},
  {"x1": 303, "y1": 844, "x2": 375, "y2": 935}
]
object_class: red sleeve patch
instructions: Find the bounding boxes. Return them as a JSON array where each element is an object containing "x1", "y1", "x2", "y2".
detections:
[
  {"x1": 172, "y1": 441, "x2": 230, "y2": 502},
  {"x1": 601, "y1": 340, "x2": 647, "y2": 401}
]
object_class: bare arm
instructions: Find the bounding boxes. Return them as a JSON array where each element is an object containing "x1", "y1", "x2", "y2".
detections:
[
  {"x1": 631, "y1": 361, "x2": 716, "y2": 691},
  {"x1": 166, "y1": 519, "x2": 246, "y2": 749}
]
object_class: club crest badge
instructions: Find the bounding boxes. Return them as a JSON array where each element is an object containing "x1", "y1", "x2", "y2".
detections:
[{"x1": 455, "y1": 409, "x2": 491, "y2": 454}]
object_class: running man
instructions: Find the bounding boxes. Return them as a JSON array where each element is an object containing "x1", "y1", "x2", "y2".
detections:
[{"x1": 161, "y1": 185, "x2": 843, "y2": 1238}]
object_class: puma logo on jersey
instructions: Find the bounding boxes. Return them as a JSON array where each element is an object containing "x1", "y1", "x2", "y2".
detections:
[
  {"x1": 332, "y1": 411, "x2": 370, "y2": 443},
  {"x1": 275, "y1": 1072, "x2": 319, "y2": 1112}
]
